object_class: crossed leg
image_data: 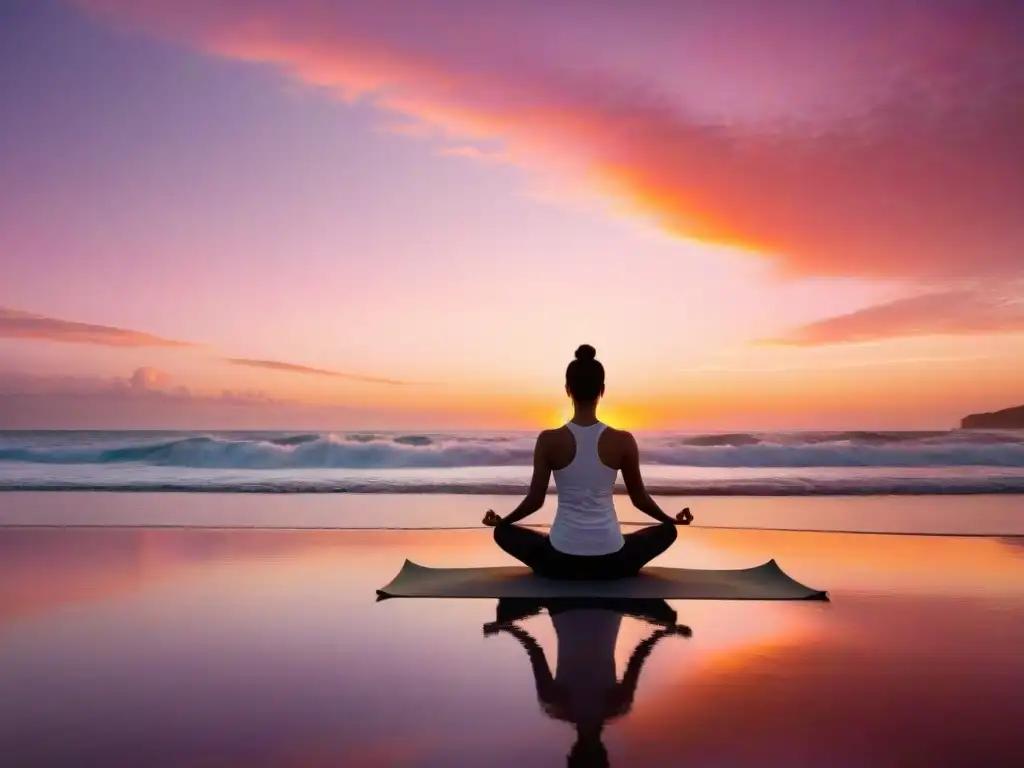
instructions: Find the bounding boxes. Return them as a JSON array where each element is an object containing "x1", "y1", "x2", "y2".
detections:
[
  {"x1": 614, "y1": 523, "x2": 678, "y2": 576},
  {"x1": 493, "y1": 522, "x2": 678, "y2": 579},
  {"x1": 493, "y1": 523, "x2": 552, "y2": 573}
]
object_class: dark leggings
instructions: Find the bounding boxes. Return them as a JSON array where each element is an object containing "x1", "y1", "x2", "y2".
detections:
[{"x1": 493, "y1": 523, "x2": 678, "y2": 580}]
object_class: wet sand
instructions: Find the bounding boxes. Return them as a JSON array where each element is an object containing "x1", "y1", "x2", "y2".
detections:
[
  {"x1": 0, "y1": 494, "x2": 1022, "y2": 766},
  {"x1": 1, "y1": 491, "x2": 1022, "y2": 535}
]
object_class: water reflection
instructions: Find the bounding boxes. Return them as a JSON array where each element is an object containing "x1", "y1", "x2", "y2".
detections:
[
  {"x1": 484, "y1": 598, "x2": 692, "y2": 767},
  {"x1": 3, "y1": 526, "x2": 1022, "y2": 766}
]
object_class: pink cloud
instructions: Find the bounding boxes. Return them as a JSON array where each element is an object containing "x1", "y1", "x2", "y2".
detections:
[
  {"x1": 0, "y1": 368, "x2": 274, "y2": 404},
  {"x1": 0, "y1": 370, "x2": 472, "y2": 429},
  {"x1": 77, "y1": 0, "x2": 1024, "y2": 281},
  {"x1": 0, "y1": 306, "x2": 411, "y2": 384},
  {"x1": 129, "y1": 366, "x2": 172, "y2": 391},
  {"x1": 227, "y1": 357, "x2": 412, "y2": 385},
  {"x1": 0, "y1": 306, "x2": 194, "y2": 348},
  {"x1": 764, "y1": 286, "x2": 1024, "y2": 346}
]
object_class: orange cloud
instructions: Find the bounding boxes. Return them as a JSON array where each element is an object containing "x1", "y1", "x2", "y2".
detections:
[
  {"x1": 227, "y1": 357, "x2": 412, "y2": 385},
  {"x1": 764, "y1": 286, "x2": 1024, "y2": 346},
  {"x1": 77, "y1": 0, "x2": 1024, "y2": 281},
  {"x1": 0, "y1": 306, "x2": 193, "y2": 348}
]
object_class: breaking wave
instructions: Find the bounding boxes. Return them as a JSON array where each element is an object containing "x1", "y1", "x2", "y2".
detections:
[
  {"x1": 1, "y1": 430, "x2": 1023, "y2": 469},
  {"x1": 3, "y1": 474, "x2": 1024, "y2": 495}
]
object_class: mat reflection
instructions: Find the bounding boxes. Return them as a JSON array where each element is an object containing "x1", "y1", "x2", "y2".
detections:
[{"x1": 484, "y1": 598, "x2": 691, "y2": 768}]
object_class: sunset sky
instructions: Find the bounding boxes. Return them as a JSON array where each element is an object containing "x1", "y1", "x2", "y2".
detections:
[{"x1": 2, "y1": 0, "x2": 1022, "y2": 430}]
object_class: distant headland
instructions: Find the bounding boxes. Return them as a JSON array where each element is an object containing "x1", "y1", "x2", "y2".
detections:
[{"x1": 961, "y1": 404, "x2": 1024, "y2": 429}]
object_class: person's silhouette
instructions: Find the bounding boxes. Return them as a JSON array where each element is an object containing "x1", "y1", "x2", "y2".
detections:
[{"x1": 484, "y1": 598, "x2": 691, "y2": 767}]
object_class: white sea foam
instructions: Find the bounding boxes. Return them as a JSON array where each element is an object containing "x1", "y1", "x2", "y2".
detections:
[{"x1": 1, "y1": 429, "x2": 1023, "y2": 470}]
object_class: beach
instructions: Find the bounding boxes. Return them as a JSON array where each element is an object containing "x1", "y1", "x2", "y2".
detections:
[
  {"x1": 7, "y1": 1, "x2": 1024, "y2": 764},
  {"x1": 1, "y1": 492, "x2": 1022, "y2": 767}
]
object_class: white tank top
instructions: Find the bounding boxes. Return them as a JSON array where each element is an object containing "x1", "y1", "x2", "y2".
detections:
[{"x1": 548, "y1": 422, "x2": 624, "y2": 556}]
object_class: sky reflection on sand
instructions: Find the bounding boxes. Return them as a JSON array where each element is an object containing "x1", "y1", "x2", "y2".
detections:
[
  {"x1": 0, "y1": 524, "x2": 1021, "y2": 766},
  {"x1": 2, "y1": 491, "x2": 1022, "y2": 536}
]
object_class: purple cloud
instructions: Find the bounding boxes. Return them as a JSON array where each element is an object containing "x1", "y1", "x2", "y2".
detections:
[{"x1": 0, "y1": 306, "x2": 194, "y2": 348}]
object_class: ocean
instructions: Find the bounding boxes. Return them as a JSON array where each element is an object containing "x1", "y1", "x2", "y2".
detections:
[
  {"x1": 2, "y1": 428, "x2": 1024, "y2": 496},
  {"x1": 3, "y1": 432, "x2": 1023, "y2": 766}
]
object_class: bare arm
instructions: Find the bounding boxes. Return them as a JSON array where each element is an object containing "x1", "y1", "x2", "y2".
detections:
[
  {"x1": 619, "y1": 432, "x2": 679, "y2": 525},
  {"x1": 491, "y1": 433, "x2": 551, "y2": 526},
  {"x1": 614, "y1": 624, "x2": 691, "y2": 713},
  {"x1": 485, "y1": 623, "x2": 557, "y2": 702},
  {"x1": 618, "y1": 628, "x2": 673, "y2": 705}
]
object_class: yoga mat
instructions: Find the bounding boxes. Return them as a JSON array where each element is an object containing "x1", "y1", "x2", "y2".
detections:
[{"x1": 376, "y1": 559, "x2": 827, "y2": 601}]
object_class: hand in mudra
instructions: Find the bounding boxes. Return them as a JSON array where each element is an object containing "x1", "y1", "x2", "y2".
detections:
[
  {"x1": 676, "y1": 507, "x2": 694, "y2": 525},
  {"x1": 482, "y1": 509, "x2": 502, "y2": 527},
  {"x1": 482, "y1": 621, "x2": 505, "y2": 637}
]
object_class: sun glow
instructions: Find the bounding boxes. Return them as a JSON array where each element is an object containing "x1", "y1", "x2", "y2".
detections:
[{"x1": 540, "y1": 399, "x2": 647, "y2": 431}]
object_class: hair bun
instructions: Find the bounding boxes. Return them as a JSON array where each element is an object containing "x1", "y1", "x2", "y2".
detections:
[{"x1": 574, "y1": 344, "x2": 597, "y2": 361}]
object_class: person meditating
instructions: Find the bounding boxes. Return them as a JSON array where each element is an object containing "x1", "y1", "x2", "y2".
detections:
[{"x1": 482, "y1": 344, "x2": 692, "y2": 580}]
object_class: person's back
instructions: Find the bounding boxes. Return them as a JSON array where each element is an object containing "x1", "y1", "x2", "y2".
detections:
[
  {"x1": 549, "y1": 422, "x2": 623, "y2": 556},
  {"x1": 483, "y1": 343, "x2": 692, "y2": 580}
]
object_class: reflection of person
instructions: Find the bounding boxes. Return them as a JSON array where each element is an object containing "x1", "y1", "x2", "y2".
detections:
[
  {"x1": 485, "y1": 598, "x2": 692, "y2": 768},
  {"x1": 482, "y1": 345, "x2": 692, "y2": 581}
]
